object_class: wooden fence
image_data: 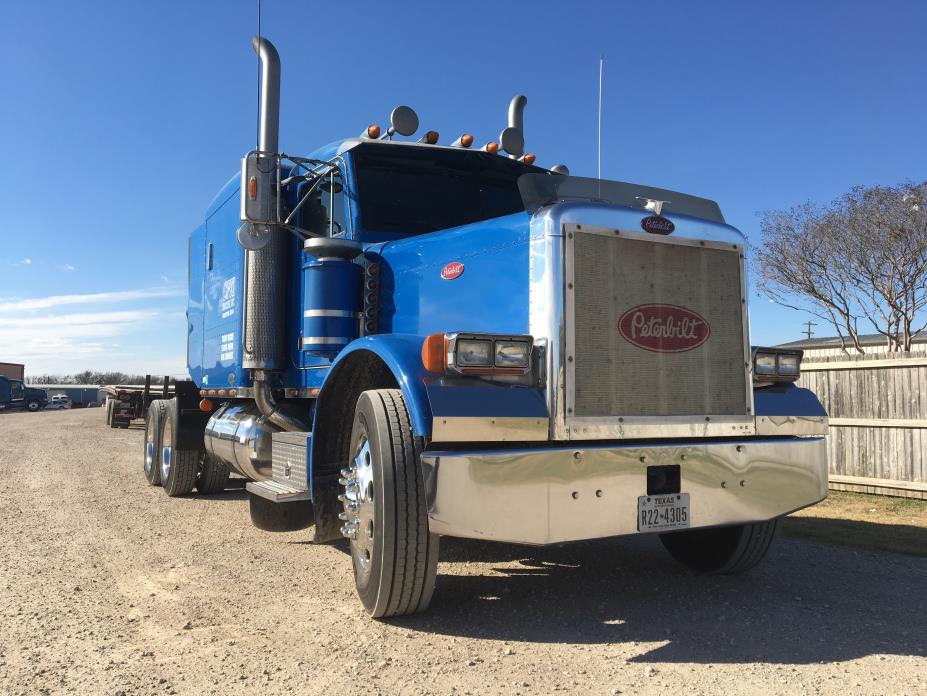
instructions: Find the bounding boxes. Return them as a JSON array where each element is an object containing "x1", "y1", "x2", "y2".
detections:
[{"x1": 797, "y1": 354, "x2": 927, "y2": 499}]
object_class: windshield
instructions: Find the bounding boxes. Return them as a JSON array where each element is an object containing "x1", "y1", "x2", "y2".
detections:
[{"x1": 352, "y1": 144, "x2": 546, "y2": 235}]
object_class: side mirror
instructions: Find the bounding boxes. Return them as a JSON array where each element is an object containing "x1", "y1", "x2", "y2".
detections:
[{"x1": 240, "y1": 151, "x2": 276, "y2": 224}]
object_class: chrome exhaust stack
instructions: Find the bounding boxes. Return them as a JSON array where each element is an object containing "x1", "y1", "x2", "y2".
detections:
[{"x1": 243, "y1": 36, "x2": 307, "y2": 431}]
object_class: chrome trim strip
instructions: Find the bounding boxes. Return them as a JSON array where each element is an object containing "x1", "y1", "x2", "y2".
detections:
[
  {"x1": 431, "y1": 416, "x2": 549, "y2": 442},
  {"x1": 422, "y1": 437, "x2": 828, "y2": 545},
  {"x1": 300, "y1": 336, "x2": 354, "y2": 346},
  {"x1": 755, "y1": 415, "x2": 828, "y2": 437},
  {"x1": 303, "y1": 309, "x2": 360, "y2": 318}
]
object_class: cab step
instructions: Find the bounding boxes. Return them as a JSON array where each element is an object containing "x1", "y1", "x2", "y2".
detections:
[{"x1": 246, "y1": 479, "x2": 311, "y2": 503}]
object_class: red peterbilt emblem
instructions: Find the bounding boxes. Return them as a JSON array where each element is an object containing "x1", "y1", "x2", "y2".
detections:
[
  {"x1": 440, "y1": 262, "x2": 465, "y2": 280},
  {"x1": 641, "y1": 215, "x2": 675, "y2": 235},
  {"x1": 618, "y1": 304, "x2": 710, "y2": 353}
]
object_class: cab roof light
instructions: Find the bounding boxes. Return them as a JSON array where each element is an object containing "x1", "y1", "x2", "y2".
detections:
[
  {"x1": 482, "y1": 141, "x2": 500, "y2": 154},
  {"x1": 417, "y1": 130, "x2": 439, "y2": 145},
  {"x1": 421, "y1": 333, "x2": 447, "y2": 373},
  {"x1": 520, "y1": 153, "x2": 536, "y2": 165},
  {"x1": 361, "y1": 124, "x2": 381, "y2": 139},
  {"x1": 451, "y1": 134, "x2": 474, "y2": 148}
]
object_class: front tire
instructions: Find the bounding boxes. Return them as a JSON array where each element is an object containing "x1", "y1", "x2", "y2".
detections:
[
  {"x1": 26, "y1": 400, "x2": 41, "y2": 412},
  {"x1": 143, "y1": 400, "x2": 167, "y2": 486},
  {"x1": 159, "y1": 398, "x2": 199, "y2": 497},
  {"x1": 342, "y1": 389, "x2": 438, "y2": 618},
  {"x1": 660, "y1": 518, "x2": 781, "y2": 574}
]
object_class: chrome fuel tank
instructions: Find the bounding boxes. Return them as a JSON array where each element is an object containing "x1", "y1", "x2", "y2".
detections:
[{"x1": 204, "y1": 403, "x2": 279, "y2": 480}]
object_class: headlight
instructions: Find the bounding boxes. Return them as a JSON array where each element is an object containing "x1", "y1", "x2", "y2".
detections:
[
  {"x1": 754, "y1": 353, "x2": 777, "y2": 375},
  {"x1": 494, "y1": 340, "x2": 530, "y2": 368},
  {"x1": 456, "y1": 339, "x2": 493, "y2": 367},
  {"x1": 777, "y1": 354, "x2": 800, "y2": 376},
  {"x1": 423, "y1": 332, "x2": 535, "y2": 377}
]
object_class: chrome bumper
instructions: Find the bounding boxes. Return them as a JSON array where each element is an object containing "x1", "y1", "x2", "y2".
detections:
[{"x1": 421, "y1": 437, "x2": 827, "y2": 545}]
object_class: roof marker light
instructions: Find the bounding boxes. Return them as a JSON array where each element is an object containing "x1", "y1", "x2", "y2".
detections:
[
  {"x1": 361, "y1": 124, "x2": 381, "y2": 139},
  {"x1": 521, "y1": 153, "x2": 536, "y2": 165},
  {"x1": 451, "y1": 134, "x2": 474, "y2": 148},
  {"x1": 418, "y1": 130, "x2": 439, "y2": 145},
  {"x1": 482, "y1": 142, "x2": 500, "y2": 154}
]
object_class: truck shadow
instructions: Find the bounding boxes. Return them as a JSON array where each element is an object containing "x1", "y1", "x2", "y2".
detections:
[
  {"x1": 193, "y1": 478, "x2": 249, "y2": 501},
  {"x1": 388, "y1": 532, "x2": 927, "y2": 665}
]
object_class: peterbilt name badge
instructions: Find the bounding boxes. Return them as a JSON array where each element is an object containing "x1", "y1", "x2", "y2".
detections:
[
  {"x1": 440, "y1": 262, "x2": 465, "y2": 280},
  {"x1": 641, "y1": 216, "x2": 675, "y2": 235},
  {"x1": 618, "y1": 304, "x2": 710, "y2": 353}
]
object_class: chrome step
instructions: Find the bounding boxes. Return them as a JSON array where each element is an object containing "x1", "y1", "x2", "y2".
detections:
[{"x1": 246, "y1": 479, "x2": 311, "y2": 503}]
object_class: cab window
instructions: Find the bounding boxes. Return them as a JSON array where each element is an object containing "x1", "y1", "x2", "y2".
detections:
[{"x1": 300, "y1": 168, "x2": 347, "y2": 237}]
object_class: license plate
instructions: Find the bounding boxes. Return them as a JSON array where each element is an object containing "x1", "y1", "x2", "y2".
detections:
[{"x1": 637, "y1": 493, "x2": 690, "y2": 532}]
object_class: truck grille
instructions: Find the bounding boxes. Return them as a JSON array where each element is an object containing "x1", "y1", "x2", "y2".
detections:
[{"x1": 569, "y1": 230, "x2": 748, "y2": 418}]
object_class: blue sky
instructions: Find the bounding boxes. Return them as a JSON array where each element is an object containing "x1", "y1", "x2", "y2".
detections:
[{"x1": 1, "y1": 0, "x2": 925, "y2": 376}]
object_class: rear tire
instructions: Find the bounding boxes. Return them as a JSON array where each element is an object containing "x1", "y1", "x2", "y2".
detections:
[
  {"x1": 196, "y1": 453, "x2": 230, "y2": 494},
  {"x1": 660, "y1": 518, "x2": 781, "y2": 574},
  {"x1": 343, "y1": 389, "x2": 439, "y2": 618},
  {"x1": 159, "y1": 399, "x2": 199, "y2": 497},
  {"x1": 143, "y1": 400, "x2": 167, "y2": 486}
]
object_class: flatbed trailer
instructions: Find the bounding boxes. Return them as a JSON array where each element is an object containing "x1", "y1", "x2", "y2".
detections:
[{"x1": 102, "y1": 376, "x2": 180, "y2": 428}]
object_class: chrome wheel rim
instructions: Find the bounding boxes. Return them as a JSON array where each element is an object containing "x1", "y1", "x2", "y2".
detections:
[
  {"x1": 341, "y1": 436, "x2": 376, "y2": 584},
  {"x1": 160, "y1": 418, "x2": 173, "y2": 481},
  {"x1": 145, "y1": 416, "x2": 156, "y2": 475}
]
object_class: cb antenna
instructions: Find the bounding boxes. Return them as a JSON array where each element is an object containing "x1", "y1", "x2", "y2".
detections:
[
  {"x1": 597, "y1": 53, "x2": 604, "y2": 180},
  {"x1": 255, "y1": 0, "x2": 262, "y2": 150}
]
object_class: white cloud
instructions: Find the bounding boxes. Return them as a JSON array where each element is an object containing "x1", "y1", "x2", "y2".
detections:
[
  {"x1": 63, "y1": 264, "x2": 76, "y2": 272},
  {"x1": 14, "y1": 257, "x2": 32, "y2": 266},
  {"x1": 0, "y1": 284, "x2": 189, "y2": 375},
  {"x1": 0, "y1": 287, "x2": 183, "y2": 313}
]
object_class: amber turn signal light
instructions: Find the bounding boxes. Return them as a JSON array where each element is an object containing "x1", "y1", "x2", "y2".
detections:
[
  {"x1": 199, "y1": 398, "x2": 214, "y2": 412},
  {"x1": 421, "y1": 333, "x2": 447, "y2": 373}
]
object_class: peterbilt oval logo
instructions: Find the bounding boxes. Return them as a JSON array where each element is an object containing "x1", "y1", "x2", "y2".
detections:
[
  {"x1": 618, "y1": 304, "x2": 710, "y2": 353},
  {"x1": 641, "y1": 215, "x2": 675, "y2": 235},
  {"x1": 440, "y1": 262, "x2": 465, "y2": 280}
]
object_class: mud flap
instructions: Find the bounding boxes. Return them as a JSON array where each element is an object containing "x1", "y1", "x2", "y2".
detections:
[{"x1": 310, "y1": 475, "x2": 344, "y2": 543}]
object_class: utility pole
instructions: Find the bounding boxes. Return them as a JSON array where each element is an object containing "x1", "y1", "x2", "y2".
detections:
[{"x1": 802, "y1": 320, "x2": 817, "y2": 340}]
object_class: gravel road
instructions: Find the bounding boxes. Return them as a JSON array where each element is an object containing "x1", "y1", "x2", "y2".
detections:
[{"x1": 1, "y1": 408, "x2": 924, "y2": 696}]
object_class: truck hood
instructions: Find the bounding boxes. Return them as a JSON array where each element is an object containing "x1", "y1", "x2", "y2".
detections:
[{"x1": 375, "y1": 211, "x2": 533, "y2": 337}]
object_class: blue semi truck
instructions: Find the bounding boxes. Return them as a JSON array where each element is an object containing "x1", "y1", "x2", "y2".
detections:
[
  {"x1": 142, "y1": 37, "x2": 829, "y2": 617},
  {"x1": 0, "y1": 375, "x2": 48, "y2": 413}
]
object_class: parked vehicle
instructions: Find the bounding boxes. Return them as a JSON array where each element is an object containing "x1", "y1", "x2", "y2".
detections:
[
  {"x1": 102, "y1": 377, "x2": 173, "y2": 428},
  {"x1": 0, "y1": 376, "x2": 48, "y2": 412},
  {"x1": 142, "y1": 36, "x2": 829, "y2": 618},
  {"x1": 49, "y1": 394, "x2": 71, "y2": 409}
]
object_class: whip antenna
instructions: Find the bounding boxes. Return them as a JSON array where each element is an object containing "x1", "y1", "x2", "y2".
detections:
[
  {"x1": 255, "y1": 0, "x2": 262, "y2": 150},
  {"x1": 597, "y1": 53, "x2": 604, "y2": 180}
]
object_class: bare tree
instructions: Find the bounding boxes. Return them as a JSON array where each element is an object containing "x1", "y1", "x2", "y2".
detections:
[{"x1": 756, "y1": 182, "x2": 927, "y2": 353}]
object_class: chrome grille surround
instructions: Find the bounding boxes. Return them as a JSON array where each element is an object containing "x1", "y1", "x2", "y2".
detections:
[{"x1": 561, "y1": 222, "x2": 754, "y2": 439}]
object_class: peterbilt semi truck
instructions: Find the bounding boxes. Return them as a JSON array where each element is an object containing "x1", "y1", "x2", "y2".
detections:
[{"x1": 143, "y1": 36, "x2": 829, "y2": 618}]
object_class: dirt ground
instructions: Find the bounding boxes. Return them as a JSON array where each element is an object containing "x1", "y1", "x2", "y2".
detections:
[
  {"x1": 0, "y1": 408, "x2": 925, "y2": 696},
  {"x1": 786, "y1": 491, "x2": 927, "y2": 557}
]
